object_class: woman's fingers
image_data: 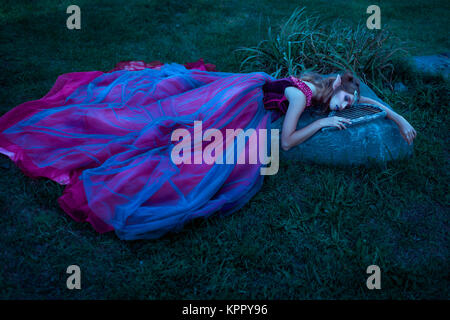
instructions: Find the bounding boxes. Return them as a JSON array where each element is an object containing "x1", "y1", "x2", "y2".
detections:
[
  {"x1": 401, "y1": 132, "x2": 409, "y2": 144},
  {"x1": 401, "y1": 127, "x2": 417, "y2": 144},
  {"x1": 337, "y1": 121, "x2": 346, "y2": 130},
  {"x1": 338, "y1": 117, "x2": 352, "y2": 124},
  {"x1": 328, "y1": 117, "x2": 352, "y2": 129},
  {"x1": 331, "y1": 117, "x2": 351, "y2": 129}
]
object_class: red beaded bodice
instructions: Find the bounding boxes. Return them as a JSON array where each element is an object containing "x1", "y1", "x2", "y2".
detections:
[{"x1": 288, "y1": 76, "x2": 313, "y2": 107}]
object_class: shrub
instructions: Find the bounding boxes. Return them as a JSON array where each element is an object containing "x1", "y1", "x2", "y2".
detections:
[{"x1": 234, "y1": 7, "x2": 409, "y2": 93}]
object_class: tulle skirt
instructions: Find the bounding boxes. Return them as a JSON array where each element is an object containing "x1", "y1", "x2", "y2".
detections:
[{"x1": 0, "y1": 59, "x2": 276, "y2": 240}]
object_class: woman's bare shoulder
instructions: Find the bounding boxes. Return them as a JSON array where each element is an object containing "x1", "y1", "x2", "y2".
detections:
[{"x1": 284, "y1": 86, "x2": 306, "y2": 103}]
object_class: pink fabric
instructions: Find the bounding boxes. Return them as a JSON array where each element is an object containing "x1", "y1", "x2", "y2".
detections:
[
  {"x1": 0, "y1": 59, "x2": 219, "y2": 235},
  {"x1": 0, "y1": 58, "x2": 274, "y2": 240}
]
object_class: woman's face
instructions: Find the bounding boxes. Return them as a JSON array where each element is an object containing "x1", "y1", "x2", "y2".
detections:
[{"x1": 329, "y1": 90, "x2": 355, "y2": 111}]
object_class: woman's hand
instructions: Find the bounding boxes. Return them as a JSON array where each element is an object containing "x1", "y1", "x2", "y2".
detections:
[
  {"x1": 397, "y1": 117, "x2": 417, "y2": 145},
  {"x1": 317, "y1": 116, "x2": 352, "y2": 130}
]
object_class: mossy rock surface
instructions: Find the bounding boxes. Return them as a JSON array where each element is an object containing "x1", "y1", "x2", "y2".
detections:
[{"x1": 271, "y1": 74, "x2": 414, "y2": 165}]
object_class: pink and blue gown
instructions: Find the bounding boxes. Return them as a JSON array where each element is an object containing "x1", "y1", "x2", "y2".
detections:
[{"x1": 0, "y1": 59, "x2": 311, "y2": 240}]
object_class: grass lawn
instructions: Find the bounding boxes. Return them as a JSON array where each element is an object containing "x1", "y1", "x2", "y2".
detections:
[{"x1": 0, "y1": 0, "x2": 448, "y2": 299}]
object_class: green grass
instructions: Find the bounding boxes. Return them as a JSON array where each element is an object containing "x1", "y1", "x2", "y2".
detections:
[{"x1": 0, "y1": 0, "x2": 449, "y2": 299}]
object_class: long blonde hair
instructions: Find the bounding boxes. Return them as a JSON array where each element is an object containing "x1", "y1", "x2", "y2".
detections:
[{"x1": 297, "y1": 70, "x2": 361, "y2": 113}]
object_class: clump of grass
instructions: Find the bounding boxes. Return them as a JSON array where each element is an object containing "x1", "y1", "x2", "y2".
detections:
[
  {"x1": 234, "y1": 6, "x2": 409, "y2": 92},
  {"x1": 234, "y1": 7, "x2": 322, "y2": 78}
]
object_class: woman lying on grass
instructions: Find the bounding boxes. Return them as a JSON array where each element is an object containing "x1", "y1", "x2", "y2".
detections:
[{"x1": 0, "y1": 60, "x2": 417, "y2": 240}]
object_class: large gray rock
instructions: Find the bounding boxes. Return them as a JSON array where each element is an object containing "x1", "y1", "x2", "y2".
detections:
[
  {"x1": 412, "y1": 53, "x2": 450, "y2": 79},
  {"x1": 271, "y1": 74, "x2": 414, "y2": 165}
]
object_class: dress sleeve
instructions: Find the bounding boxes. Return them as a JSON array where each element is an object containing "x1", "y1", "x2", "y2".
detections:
[
  {"x1": 262, "y1": 77, "x2": 313, "y2": 115},
  {"x1": 262, "y1": 78, "x2": 292, "y2": 114}
]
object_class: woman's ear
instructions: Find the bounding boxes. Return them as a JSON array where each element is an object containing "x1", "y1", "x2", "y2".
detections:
[{"x1": 332, "y1": 75, "x2": 341, "y2": 90}]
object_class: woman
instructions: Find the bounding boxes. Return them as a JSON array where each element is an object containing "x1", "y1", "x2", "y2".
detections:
[
  {"x1": 263, "y1": 72, "x2": 417, "y2": 151},
  {"x1": 0, "y1": 59, "x2": 416, "y2": 240}
]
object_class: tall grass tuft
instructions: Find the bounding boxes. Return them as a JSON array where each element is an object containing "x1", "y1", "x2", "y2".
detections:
[{"x1": 234, "y1": 7, "x2": 409, "y2": 92}]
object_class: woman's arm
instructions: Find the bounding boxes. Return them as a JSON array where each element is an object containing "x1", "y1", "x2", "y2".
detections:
[
  {"x1": 359, "y1": 95, "x2": 417, "y2": 144},
  {"x1": 359, "y1": 95, "x2": 403, "y2": 124},
  {"x1": 281, "y1": 87, "x2": 351, "y2": 151},
  {"x1": 281, "y1": 87, "x2": 316, "y2": 151}
]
